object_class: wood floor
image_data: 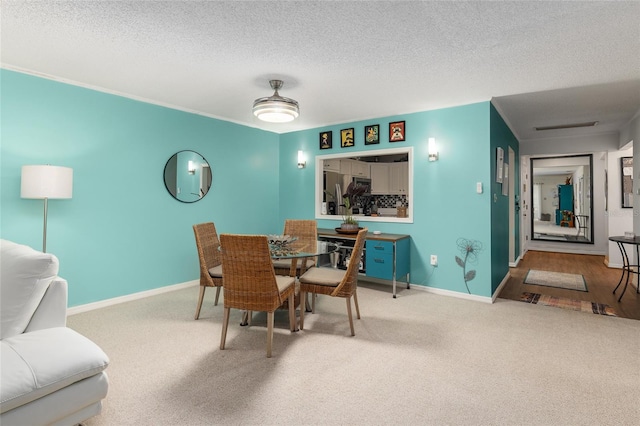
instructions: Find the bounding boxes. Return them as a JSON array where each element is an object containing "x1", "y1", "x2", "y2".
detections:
[{"x1": 499, "y1": 250, "x2": 640, "y2": 320}]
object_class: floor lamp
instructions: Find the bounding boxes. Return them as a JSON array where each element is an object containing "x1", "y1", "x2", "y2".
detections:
[{"x1": 21, "y1": 165, "x2": 74, "y2": 253}]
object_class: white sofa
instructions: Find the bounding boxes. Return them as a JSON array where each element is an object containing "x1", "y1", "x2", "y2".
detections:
[{"x1": 0, "y1": 239, "x2": 109, "y2": 426}]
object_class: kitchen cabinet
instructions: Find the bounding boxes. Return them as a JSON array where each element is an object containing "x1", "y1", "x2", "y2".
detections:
[
  {"x1": 339, "y1": 159, "x2": 351, "y2": 175},
  {"x1": 323, "y1": 158, "x2": 341, "y2": 173},
  {"x1": 389, "y1": 162, "x2": 408, "y2": 195},
  {"x1": 340, "y1": 159, "x2": 370, "y2": 177},
  {"x1": 350, "y1": 160, "x2": 370, "y2": 177},
  {"x1": 318, "y1": 228, "x2": 410, "y2": 298},
  {"x1": 370, "y1": 163, "x2": 389, "y2": 194}
]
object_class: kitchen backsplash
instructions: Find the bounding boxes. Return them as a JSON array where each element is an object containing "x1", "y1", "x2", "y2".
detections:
[{"x1": 355, "y1": 194, "x2": 408, "y2": 208}]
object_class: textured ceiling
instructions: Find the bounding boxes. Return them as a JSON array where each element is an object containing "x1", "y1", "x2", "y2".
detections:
[{"x1": 2, "y1": 1, "x2": 639, "y2": 142}]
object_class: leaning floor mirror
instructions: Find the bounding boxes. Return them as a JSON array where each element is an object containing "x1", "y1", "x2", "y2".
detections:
[{"x1": 531, "y1": 154, "x2": 593, "y2": 244}]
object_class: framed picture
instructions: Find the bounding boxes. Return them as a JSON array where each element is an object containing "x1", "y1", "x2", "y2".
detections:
[
  {"x1": 496, "y1": 147, "x2": 504, "y2": 183},
  {"x1": 340, "y1": 128, "x2": 354, "y2": 148},
  {"x1": 389, "y1": 121, "x2": 405, "y2": 142},
  {"x1": 502, "y1": 163, "x2": 509, "y2": 196},
  {"x1": 364, "y1": 124, "x2": 380, "y2": 145},
  {"x1": 319, "y1": 131, "x2": 332, "y2": 150},
  {"x1": 621, "y1": 156, "x2": 633, "y2": 208}
]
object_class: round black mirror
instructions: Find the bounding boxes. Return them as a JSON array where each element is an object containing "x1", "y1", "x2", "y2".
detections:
[{"x1": 163, "y1": 150, "x2": 212, "y2": 203}]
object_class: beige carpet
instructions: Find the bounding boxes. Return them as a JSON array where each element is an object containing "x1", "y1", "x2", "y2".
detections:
[{"x1": 67, "y1": 280, "x2": 640, "y2": 425}]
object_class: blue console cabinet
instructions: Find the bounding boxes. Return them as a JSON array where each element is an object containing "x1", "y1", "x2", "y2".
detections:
[{"x1": 318, "y1": 228, "x2": 410, "y2": 298}]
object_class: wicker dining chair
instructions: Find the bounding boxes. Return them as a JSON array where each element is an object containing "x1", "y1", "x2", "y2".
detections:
[
  {"x1": 219, "y1": 234, "x2": 296, "y2": 358},
  {"x1": 272, "y1": 219, "x2": 318, "y2": 277},
  {"x1": 298, "y1": 228, "x2": 367, "y2": 336},
  {"x1": 192, "y1": 222, "x2": 223, "y2": 320}
]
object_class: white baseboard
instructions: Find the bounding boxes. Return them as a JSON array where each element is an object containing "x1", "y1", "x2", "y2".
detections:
[
  {"x1": 67, "y1": 280, "x2": 199, "y2": 316},
  {"x1": 492, "y1": 272, "x2": 511, "y2": 302},
  {"x1": 408, "y1": 282, "x2": 494, "y2": 304},
  {"x1": 358, "y1": 276, "x2": 493, "y2": 303},
  {"x1": 509, "y1": 254, "x2": 521, "y2": 268}
]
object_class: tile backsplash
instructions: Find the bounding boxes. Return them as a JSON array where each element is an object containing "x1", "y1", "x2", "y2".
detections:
[{"x1": 374, "y1": 194, "x2": 408, "y2": 208}]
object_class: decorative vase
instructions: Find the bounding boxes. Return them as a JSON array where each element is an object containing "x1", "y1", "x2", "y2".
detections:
[{"x1": 340, "y1": 223, "x2": 359, "y2": 232}]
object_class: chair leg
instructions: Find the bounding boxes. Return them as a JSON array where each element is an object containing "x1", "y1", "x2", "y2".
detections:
[
  {"x1": 220, "y1": 307, "x2": 230, "y2": 350},
  {"x1": 346, "y1": 297, "x2": 355, "y2": 336},
  {"x1": 353, "y1": 289, "x2": 361, "y2": 319},
  {"x1": 194, "y1": 286, "x2": 206, "y2": 320},
  {"x1": 214, "y1": 286, "x2": 221, "y2": 306},
  {"x1": 288, "y1": 293, "x2": 296, "y2": 332},
  {"x1": 312, "y1": 293, "x2": 316, "y2": 313},
  {"x1": 299, "y1": 290, "x2": 306, "y2": 330},
  {"x1": 267, "y1": 311, "x2": 274, "y2": 358}
]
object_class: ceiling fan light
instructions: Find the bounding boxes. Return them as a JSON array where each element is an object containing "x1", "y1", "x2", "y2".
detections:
[{"x1": 252, "y1": 80, "x2": 299, "y2": 123}]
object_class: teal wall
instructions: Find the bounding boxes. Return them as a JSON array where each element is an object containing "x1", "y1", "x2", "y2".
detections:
[
  {"x1": 1, "y1": 69, "x2": 516, "y2": 305},
  {"x1": 280, "y1": 103, "x2": 499, "y2": 298},
  {"x1": 1, "y1": 70, "x2": 282, "y2": 306},
  {"x1": 489, "y1": 103, "x2": 520, "y2": 294}
]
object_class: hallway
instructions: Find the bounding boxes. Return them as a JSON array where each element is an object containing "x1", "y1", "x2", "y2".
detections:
[{"x1": 500, "y1": 250, "x2": 640, "y2": 320}]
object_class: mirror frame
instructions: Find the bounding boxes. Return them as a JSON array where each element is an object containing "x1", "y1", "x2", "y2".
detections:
[
  {"x1": 530, "y1": 154, "x2": 593, "y2": 244},
  {"x1": 315, "y1": 147, "x2": 414, "y2": 223},
  {"x1": 621, "y1": 156, "x2": 633, "y2": 208},
  {"x1": 163, "y1": 150, "x2": 212, "y2": 203}
]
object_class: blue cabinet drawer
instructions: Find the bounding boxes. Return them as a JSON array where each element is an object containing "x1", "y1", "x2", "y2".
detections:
[
  {"x1": 367, "y1": 240, "x2": 393, "y2": 255},
  {"x1": 365, "y1": 240, "x2": 394, "y2": 279}
]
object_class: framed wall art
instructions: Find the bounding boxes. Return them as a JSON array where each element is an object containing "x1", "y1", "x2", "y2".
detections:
[
  {"x1": 319, "y1": 131, "x2": 332, "y2": 150},
  {"x1": 340, "y1": 128, "x2": 354, "y2": 148},
  {"x1": 621, "y1": 156, "x2": 633, "y2": 208},
  {"x1": 389, "y1": 121, "x2": 405, "y2": 142},
  {"x1": 364, "y1": 124, "x2": 380, "y2": 145},
  {"x1": 496, "y1": 147, "x2": 504, "y2": 183}
]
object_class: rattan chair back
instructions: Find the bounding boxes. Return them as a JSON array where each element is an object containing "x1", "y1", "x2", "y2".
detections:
[
  {"x1": 284, "y1": 219, "x2": 318, "y2": 252},
  {"x1": 220, "y1": 234, "x2": 285, "y2": 313},
  {"x1": 192, "y1": 222, "x2": 223, "y2": 319},
  {"x1": 219, "y1": 234, "x2": 297, "y2": 357},
  {"x1": 333, "y1": 227, "x2": 367, "y2": 298},
  {"x1": 273, "y1": 219, "x2": 318, "y2": 277}
]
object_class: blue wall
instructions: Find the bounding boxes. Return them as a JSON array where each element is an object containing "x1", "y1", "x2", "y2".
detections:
[
  {"x1": 2, "y1": 69, "x2": 515, "y2": 305},
  {"x1": 280, "y1": 103, "x2": 499, "y2": 298},
  {"x1": 489, "y1": 103, "x2": 520, "y2": 294},
  {"x1": 1, "y1": 70, "x2": 282, "y2": 306}
]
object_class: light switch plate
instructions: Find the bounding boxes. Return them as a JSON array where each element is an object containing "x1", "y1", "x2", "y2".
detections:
[{"x1": 476, "y1": 182, "x2": 483, "y2": 194}]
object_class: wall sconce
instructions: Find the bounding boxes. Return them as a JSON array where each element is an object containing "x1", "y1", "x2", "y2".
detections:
[
  {"x1": 188, "y1": 160, "x2": 196, "y2": 174},
  {"x1": 428, "y1": 137, "x2": 439, "y2": 162},
  {"x1": 297, "y1": 150, "x2": 306, "y2": 169}
]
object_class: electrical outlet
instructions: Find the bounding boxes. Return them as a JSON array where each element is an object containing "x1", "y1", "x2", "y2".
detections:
[{"x1": 430, "y1": 255, "x2": 438, "y2": 266}]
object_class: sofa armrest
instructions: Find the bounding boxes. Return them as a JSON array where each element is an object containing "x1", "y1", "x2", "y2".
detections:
[{"x1": 24, "y1": 278, "x2": 68, "y2": 332}]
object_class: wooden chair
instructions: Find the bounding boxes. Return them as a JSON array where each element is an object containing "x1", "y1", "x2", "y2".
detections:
[
  {"x1": 298, "y1": 228, "x2": 367, "y2": 336},
  {"x1": 272, "y1": 219, "x2": 318, "y2": 277},
  {"x1": 219, "y1": 234, "x2": 296, "y2": 358},
  {"x1": 192, "y1": 222, "x2": 223, "y2": 320}
]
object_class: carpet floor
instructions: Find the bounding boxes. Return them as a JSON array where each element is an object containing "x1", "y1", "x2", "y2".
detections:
[
  {"x1": 520, "y1": 292, "x2": 617, "y2": 316},
  {"x1": 524, "y1": 269, "x2": 587, "y2": 291},
  {"x1": 66, "y1": 282, "x2": 639, "y2": 425}
]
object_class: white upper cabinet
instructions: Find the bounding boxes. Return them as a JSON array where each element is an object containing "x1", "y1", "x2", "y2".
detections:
[
  {"x1": 370, "y1": 163, "x2": 389, "y2": 194},
  {"x1": 389, "y1": 162, "x2": 408, "y2": 194},
  {"x1": 339, "y1": 159, "x2": 352, "y2": 175},
  {"x1": 323, "y1": 158, "x2": 341, "y2": 173},
  {"x1": 351, "y1": 161, "x2": 370, "y2": 177}
]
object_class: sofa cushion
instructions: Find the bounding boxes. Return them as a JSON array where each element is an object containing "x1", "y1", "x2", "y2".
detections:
[
  {"x1": 1, "y1": 240, "x2": 60, "y2": 339},
  {"x1": 0, "y1": 327, "x2": 110, "y2": 413}
]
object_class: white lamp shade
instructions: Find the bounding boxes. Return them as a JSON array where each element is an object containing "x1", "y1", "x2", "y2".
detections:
[{"x1": 21, "y1": 165, "x2": 73, "y2": 199}]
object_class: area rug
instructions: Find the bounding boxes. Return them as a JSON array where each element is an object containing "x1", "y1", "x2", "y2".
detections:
[
  {"x1": 519, "y1": 292, "x2": 617, "y2": 317},
  {"x1": 524, "y1": 269, "x2": 587, "y2": 292}
]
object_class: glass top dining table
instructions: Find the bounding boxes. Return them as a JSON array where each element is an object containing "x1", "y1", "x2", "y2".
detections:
[{"x1": 270, "y1": 241, "x2": 339, "y2": 277}]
